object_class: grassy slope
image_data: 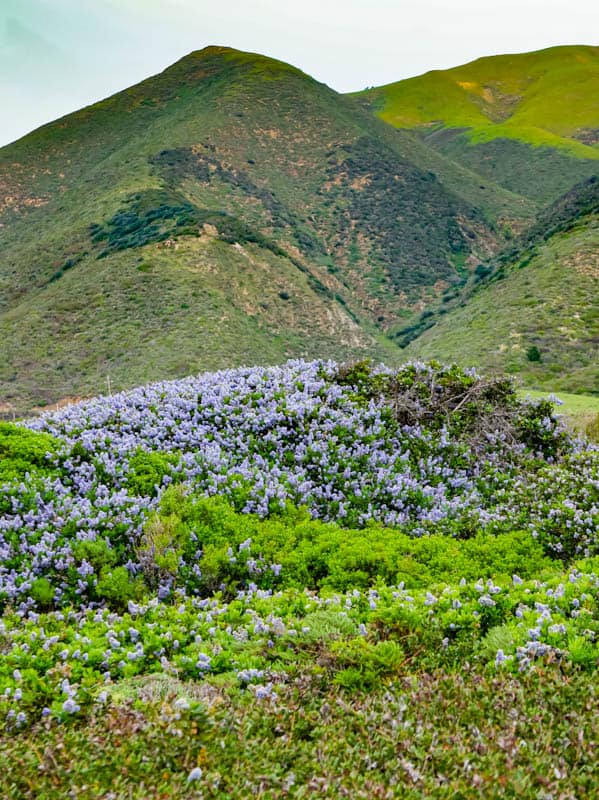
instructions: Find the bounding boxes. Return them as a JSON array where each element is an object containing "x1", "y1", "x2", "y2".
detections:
[
  {"x1": 1, "y1": 46, "x2": 531, "y2": 413},
  {"x1": 0, "y1": 237, "x2": 398, "y2": 408},
  {"x1": 405, "y1": 213, "x2": 599, "y2": 394},
  {"x1": 355, "y1": 45, "x2": 599, "y2": 203},
  {"x1": 522, "y1": 389, "x2": 599, "y2": 441}
]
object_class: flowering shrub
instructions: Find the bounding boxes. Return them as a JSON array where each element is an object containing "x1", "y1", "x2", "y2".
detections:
[
  {"x1": 1, "y1": 357, "x2": 599, "y2": 763},
  {"x1": 2, "y1": 562, "x2": 599, "y2": 730},
  {"x1": 0, "y1": 359, "x2": 596, "y2": 615}
]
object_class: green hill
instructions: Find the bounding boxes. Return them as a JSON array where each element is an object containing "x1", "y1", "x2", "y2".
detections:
[
  {"x1": 403, "y1": 179, "x2": 599, "y2": 394},
  {"x1": 355, "y1": 45, "x2": 599, "y2": 204},
  {"x1": 0, "y1": 46, "x2": 529, "y2": 414}
]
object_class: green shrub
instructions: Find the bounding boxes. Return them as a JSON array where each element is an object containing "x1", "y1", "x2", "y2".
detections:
[
  {"x1": 332, "y1": 639, "x2": 405, "y2": 690},
  {"x1": 0, "y1": 423, "x2": 61, "y2": 484},
  {"x1": 527, "y1": 345, "x2": 542, "y2": 362},
  {"x1": 299, "y1": 610, "x2": 359, "y2": 643},
  {"x1": 125, "y1": 449, "x2": 180, "y2": 497},
  {"x1": 136, "y1": 511, "x2": 192, "y2": 590},
  {"x1": 145, "y1": 492, "x2": 553, "y2": 597},
  {"x1": 72, "y1": 539, "x2": 117, "y2": 572},
  {"x1": 30, "y1": 578, "x2": 55, "y2": 609},
  {"x1": 95, "y1": 566, "x2": 146, "y2": 610}
]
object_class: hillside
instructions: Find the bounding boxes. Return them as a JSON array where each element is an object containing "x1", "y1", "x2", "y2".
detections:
[
  {"x1": 403, "y1": 178, "x2": 599, "y2": 393},
  {"x1": 355, "y1": 45, "x2": 599, "y2": 204},
  {"x1": 0, "y1": 46, "x2": 532, "y2": 415}
]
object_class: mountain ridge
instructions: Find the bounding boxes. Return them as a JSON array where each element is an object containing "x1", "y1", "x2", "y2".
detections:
[{"x1": 1, "y1": 45, "x2": 508, "y2": 413}]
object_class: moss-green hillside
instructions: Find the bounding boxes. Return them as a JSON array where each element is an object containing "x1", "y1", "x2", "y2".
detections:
[
  {"x1": 356, "y1": 45, "x2": 599, "y2": 203},
  {"x1": 0, "y1": 236, "x2": 399, "y2": 411},
  {"x1": 405, "y1": 210, "x2": 599, "y2": 394}
]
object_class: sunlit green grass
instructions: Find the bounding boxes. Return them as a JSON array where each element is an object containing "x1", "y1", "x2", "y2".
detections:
[{"x1": 356, "y1": 45, "x2": 599, "y2": 159}]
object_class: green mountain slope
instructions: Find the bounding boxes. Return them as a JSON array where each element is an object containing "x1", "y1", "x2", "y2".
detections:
[
  {"x1": 1, "y1": 46, "x2": 530, "y2": 414},
  {"x1": 404, "y1": 179, "x2": 599, "y2": 393},
  {"x1": 356, "y1": 45, "x2": 599, "y2": 204}
]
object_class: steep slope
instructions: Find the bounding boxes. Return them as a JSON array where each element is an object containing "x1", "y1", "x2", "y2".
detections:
[
  {"x1": 0, "y1": 46, "x2": 525, "y2": 414},
  {"x1": 403, "y1": 179, "x2": 599, "y2": 393},
  {"x1": 356, "y1": 45, "x2": 599, "y2": 205}
]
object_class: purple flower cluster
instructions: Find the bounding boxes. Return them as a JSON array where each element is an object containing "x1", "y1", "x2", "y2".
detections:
[{"x1": 0, "y1": 360, "x2": 595, "y2": 612}]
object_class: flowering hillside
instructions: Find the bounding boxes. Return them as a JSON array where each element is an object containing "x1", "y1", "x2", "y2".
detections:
[{"x1": 1, "y1": 360, "x2": 599, "y2": 797}]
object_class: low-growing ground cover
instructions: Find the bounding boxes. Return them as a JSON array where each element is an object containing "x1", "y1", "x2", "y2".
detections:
[{"x1": 1, "y1": 359, "x2": 598, "y2": 797}]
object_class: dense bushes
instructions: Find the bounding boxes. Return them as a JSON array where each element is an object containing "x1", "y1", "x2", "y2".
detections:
[
  {"x1": 0, "y1": 360, "x2": 598, "y2": 751},
  {"x1": 2, "y1": 359, "x2": 594, "y2": 615},
  {"x1": 90, "y1": 189, "x2": 287, "y2": 259},
  {"x1": 3, "y1": 556, "x2": 599, "y2": 733},
  {"x1": 136, "y1": 491, "x2": 553, "y2": 597},
  {"x1": 324, "y1": 138, "x2": 479, "y2": 296}
]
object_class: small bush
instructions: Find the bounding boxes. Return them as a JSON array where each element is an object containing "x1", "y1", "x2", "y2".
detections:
[
  {"x1": 126, "y1": 449, "x2": 180, "y2": 497},
  {"x1": 95, "y1": 566, "x2": 145, "y2": 610},
  {"x1": 30, "y1": 577, "x2": 55, "y2": 609},
  {"x1": 526, "y1": 345, "x2": 542, "y2": 362},
  {"x1": 0, "y1": 423, "x2": 61, "y2": 484},
  {"x1": 332, "y1": 639, "x2": 405, "y2": 690}
]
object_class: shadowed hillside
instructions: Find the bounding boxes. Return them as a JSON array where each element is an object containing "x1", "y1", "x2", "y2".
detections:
[{"x1": 403, "y1": 178, "x2": 599, "y2": 393}]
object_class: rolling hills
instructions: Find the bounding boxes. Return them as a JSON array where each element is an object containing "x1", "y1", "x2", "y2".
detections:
[
  {"x1": 1, "y1": 45, "x2": 531, "y2": 415},
  {"x1": 355, "y1": 45, "x2": 599, "y2": 204},
  {"x1": 0, "y1": 44, "x2": 597, "y2": 414}
]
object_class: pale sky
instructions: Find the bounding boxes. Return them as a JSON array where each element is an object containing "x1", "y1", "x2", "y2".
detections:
[{"x1": 1, "y1": 0, "x2": 597, "y2": 147}]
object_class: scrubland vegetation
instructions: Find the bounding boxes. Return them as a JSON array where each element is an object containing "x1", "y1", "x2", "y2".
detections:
[{"x1": 1, "y1": 359, "x2": 598, "y2": 797}]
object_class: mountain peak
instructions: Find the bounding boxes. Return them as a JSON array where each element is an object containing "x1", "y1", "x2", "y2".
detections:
[{"x1": 163, "y1": 45, "x2": 305, "y2": 80}]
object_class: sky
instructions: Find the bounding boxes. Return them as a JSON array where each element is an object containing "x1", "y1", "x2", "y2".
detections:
[{"x1": 1, "y1": 0, "x2": 597, "y2": 147}]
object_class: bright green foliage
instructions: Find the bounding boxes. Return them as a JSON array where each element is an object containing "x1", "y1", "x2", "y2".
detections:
[
  {"x1": 29, "y1": 578, "x2": 54, "y2": 609},
  {"x1": 332, "y1": 638, "x2": 405, "y2": 690},
  {"x1": 0, "y1": 423, "x2": 60, "y2": 484},
  {"x1": 71, "y1": 538, "x2": 117, "y2": 573},
  {"x1": 125, "y1": 449, "x2": 181, "y2": 497},
  {"x1": 356, "y1": 45, "x2": 599, "y2": 170},
  {"x1": 95, "y1": 566, "x2": 146, "y2": 611},
  {"x1": 145, "y1": 491, "x2": 553, "y2": 595},
  {"x1": 136, "y1": 509, "x2": 191, "y2": 589}
]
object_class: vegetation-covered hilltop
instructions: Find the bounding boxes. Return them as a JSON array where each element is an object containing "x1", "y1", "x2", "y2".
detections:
[
  {"x1": 1, "y1": 46, "x2": 530, "y2": 415},
  {"x1": 1, "y1": 361, "x2": 599, "y2": 796},
  {"x1": 355, "y1": 45, "x2": 599, "y2": 204}
]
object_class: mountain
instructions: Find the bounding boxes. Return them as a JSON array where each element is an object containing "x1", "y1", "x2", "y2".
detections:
[
  {"x1": 403, "y1": 177, "x2": 599, "y2": 394},
  {"x1": 0, "y1": 46, "x2": 529, "y2": 415},
  {"x1": 2, "y1": 45, "x2": 597, "y2": 413},
  {"x1": 355, "y1": 45, "x2": 599, "y2": 205}
]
